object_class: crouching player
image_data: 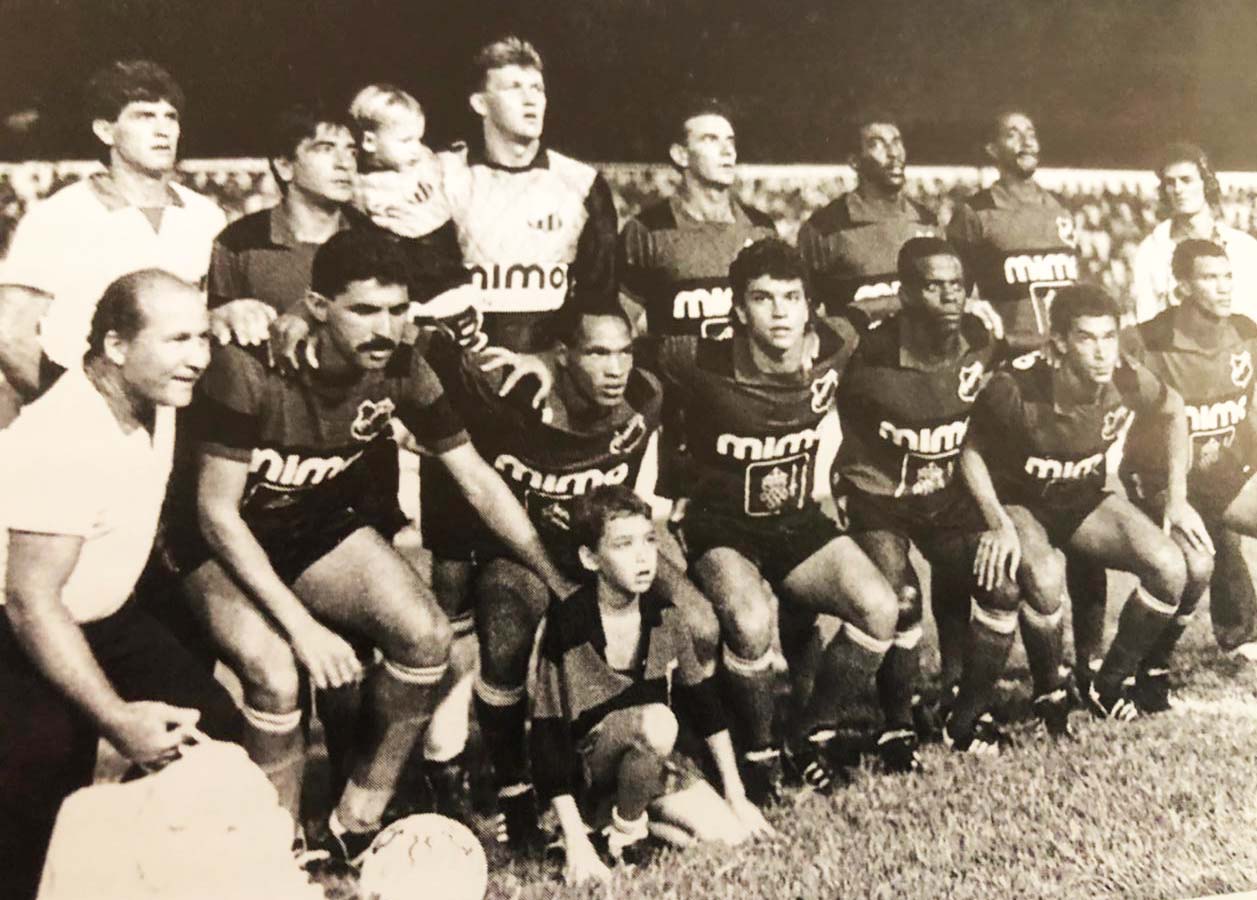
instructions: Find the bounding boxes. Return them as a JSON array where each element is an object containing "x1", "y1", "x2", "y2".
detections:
[
  {"x1": 832, "y1": 237, "x2": 1049, "y2": 756},
  {"x1": 532, "y1": 486, "x2": 772, "y2": 885},
  {"x1": 961, "y1": 284, "x2": 1210, "y2": 720},
  {"x1": 1121, "y1": 239, "x2": 1251, "y2": 704},
  {"x1": 654, "y1": 238, "x2": 899, "y2": 798},
  {"x1": 175, "y1": 229, "x2": 571, "y2": 859}
]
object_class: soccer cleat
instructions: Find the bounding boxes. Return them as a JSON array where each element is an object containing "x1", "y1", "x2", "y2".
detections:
[
  {"x1": 494, "y1": 786, "x2": 545, "y2": 853},
  {"x1": 1031, "y1": 688, "x2": 1076, "y2": 740},
  {"x1": 742, "y1": 747, "x2": 787, "y2": 806},
  {"x1": 320, "y1": 809, "x2": 381, "y2": 869},
  {"x1": 789, "y1": 731, "x2": 844, "y2": 796},
  {"x1": 911, "y1": 693, "x2": 945, "y2": 743},
  {"x1": 1086, "y1": 682, "x2": 1139, "y2": 722},
  {"x1": 1131, "y1": 668, "x2": 1174, "y2": 714},
  {"x1": 876, "y1": 728, "x2": 923, "y2": 774},
  {"x1": 425, "y1": 756, "x2": 476, "y2": 826},
  {"x1": 943, "y1": 713, "x2": 1013, "y2": 756}
]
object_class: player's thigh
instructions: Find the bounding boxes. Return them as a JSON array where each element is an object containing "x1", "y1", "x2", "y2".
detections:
[
  {"x1": 429, "y1": 555, "x2": 477, "y2": 620},
  {"x1": 181, "y1": 560, "x2": 300, "y2": 700},
  {"x1": 1222, "y1": 472, "x2": 1257, "y2": 537},
  {"x1": 853, "y1": 529, "x2": 922, "y2": 622},
  {"x1": 1066, "y1": 493, "x2": 1182, "y2": 583},
  {"x1": 475, "y1": 555, "x2": 551, "y2": 626},
  {"x1": 654, "y1": 553, "x2": 720, "y2": 662},
  {"x1": 1005, "y1": 504, "x2": 1065, "y2": 608},
  {"x1": 691, "y1": 547, "x2": 776, "y2": 647},
  {"x1": 780, "y1": 535, "x2": 897, "y2": 634},
  {"x1": 296, "y1": 526, "x2": 449, "y2": 657}
]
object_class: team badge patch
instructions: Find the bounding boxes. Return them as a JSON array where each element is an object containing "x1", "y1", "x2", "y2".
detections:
[
  {"x1": 1101, "y1": 405, "x2": 1131, "y2": 442},
  {"x1": 351, "y1": 398, "x2": 397, "y2": 442},
  {"x1": 609, "y1": 414, "x2": 648, "y2": 455},
  {"x1": 957, "y1": 361, "x2": 985, "y2": 402},
  {"x1": 1231, "y1": 351, "x2": 1253, "y2": 388},
  {"x1": 1056, "y1": 215, "x2": 1078, "y2": 248},
  {"x1": 810, "y1": 369, "x2": 840, "y2": 414},
  {"x1": 745, "y1": 454, "x2": 809, "y2": 516}
]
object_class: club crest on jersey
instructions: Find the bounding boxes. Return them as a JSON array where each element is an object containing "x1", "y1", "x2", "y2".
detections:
[
  {"x1": 1231, "y1": 351, "x2": 1253, "y2": 388},
  {"x1": 1101, "y1": 405, "x2": 1131, "y2": 442},
  {"x1": 957, "y1": 361, "x2": 985, "y2": 402},
  {"x1": 1056, "y1": 215, "x2": 1078, "y2": 248},
  {"x1": 810, "y1": 369, "x2": 840, "y2": 413},
  {"x1": 609, "y1": 414, "x2": 648, "y2": 455},
  {"x1": 528, "y1": 212, "x2": 563, "y2": 232},
  {"x1": 351, "y1": 398, "x2": 396, "y2": 442}
]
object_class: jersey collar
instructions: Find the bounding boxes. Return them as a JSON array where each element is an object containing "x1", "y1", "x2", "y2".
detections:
[
  {"x1": 268, "y1": 202, "x2": 348, "y2": 248},
  {"x1": 547, "y1": 368, "x2": 640, "y2": 434},
  {"x1": 731, "y1": 326, "x2": 824, "y2": 386},
  {"x1": 1165, "y1": 305, "x2": 1240, "y2": 353},
  {"x1": 989, "y1": 178, "x2": 1052, "y2": 210},
  {"x1": 88, "y1": 171, "x2": 184, "y2": 212},
  {"x1": 846, "y1": 184, "x2": 919, "y2": 224},
  {"x1": 466, "y1": 135, "x2": 551, "y2": 171},
  {"x1": 896, "y1": 315, "x2": 971, "y2": 371},
  {"x1": 671, "y1": 192, "x2": 744, "y2": 227}
]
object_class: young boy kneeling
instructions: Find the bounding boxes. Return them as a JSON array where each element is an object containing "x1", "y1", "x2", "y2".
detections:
[{"x1": 531, "y1": 486, "x2": 772, "y2": 885}]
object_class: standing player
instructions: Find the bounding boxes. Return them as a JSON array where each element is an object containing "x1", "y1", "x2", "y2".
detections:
[
  {"x1": 831, "y1": 236, "x2": 1067, "y2": 759},
  {"x1": 961, "y1": 284, "x2": 1211, "y2": 719},
  {"x1": 656, "y1": 238, "x2": 899, "y2": 799},
  {"x1": 440, "y1": 35, "x2": 618, "y2": 353},
  {"x1": 0, "y1": 60, "x2": 225, "y2": 405},
  {"x1": 797, "y1": 115, "x2": 942, "y2": 323},
  {"x1": 1122, "y1": 239, "x2": 1254, "y2": 687},
  {"x1": 421, "y1": 303, "x2": 721, "y2": 848},
  {"x1": 1132, "y1": 143, "x2": 1257, "y2": 324},
  {"x1": 175, "y1": 230, "x2": 572, "y2": 859}
]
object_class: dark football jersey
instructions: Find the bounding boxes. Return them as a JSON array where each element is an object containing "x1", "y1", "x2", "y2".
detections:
[
  {"x1": 656, "y1": 318, "x2": 859, "y2": 520},
  {"x1": 947, "y1": 180, "x2": 1080, "y2": 349},
  {"x1": 1122, "y1": 310, "x2": 1257, "y2": 493},
  {"x1": 836, "y1": 314, "x2": 1005, "y2": 508},
  {"x1": 797, "y1": 189, "x2": 942, "y2": 316},
  {"x1": 968, "y1": 352, "x2": 1166, "y2": 509},
  {"x1": 426, "y1": 336, "x2": 662, "y2": 548},
  {"x1": 439, "y1": 141, "x2": 618, "y2": 353},
  {"x1": 619, "y1": 196, "x2": 777, "y2": 339},
  {"x1": 186, "y1": 343, "x2": 467, "y2": 518}
]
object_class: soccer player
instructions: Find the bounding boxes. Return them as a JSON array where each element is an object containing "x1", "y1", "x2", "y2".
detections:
[
  {"x1": 0, "y1": 270, "x2": 241, "y2": 900},
  {"x1": 961, "y1": 284, "x2": 1211, "y2": 719},
  {"x1": 420, "y1": 300, "x2": 721, "y2": 848},
  {"x1": 797, "y1": 114, "x2": 943, "y2": 323},
  {"x1": 619, "y1": 98, "x2": 777, "y2": 341},
  {"x1": 1122, "y1": 239, "x2": 1253, "y2": 686},
  {"x1": 1132, "y1": 143, "x2": 1257, "y2": 324},
  {"x1": 533, "y1": 486, "x2": 770, "y2": 886},
  {"x1": 439, "y1": 35, "x2": 618, "y2": 353},
  {"x1": 208, "y1": 102, "x2": 355, "y2": 329},
  {"x1": 831, "y1": 236, "x2": 1061, "y2": 758},
  {"x1": 174, "y1": 229, "x2": 572, "y2": 859},
  {"x1": 655, "y1": 237, "x2": 899, "y2": 798},
  {"x1": 0, "y1": 60, "x2": 225, "y2": 408},
  {"x1": 947, "y1": 110, "x2": 1080, "y2": 351}
]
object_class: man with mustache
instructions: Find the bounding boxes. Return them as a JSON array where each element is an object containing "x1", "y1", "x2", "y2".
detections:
[
  {"x1": 798, "y1": 115, "x2": 943, "y2": 325},
  {"x1": 173, "y1": 229, "x2": 571, "y2": 862}
]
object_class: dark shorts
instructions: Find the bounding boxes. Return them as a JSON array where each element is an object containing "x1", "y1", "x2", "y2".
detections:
[
  {"x1": 837, "y1": 484, "x2": 986, "y2": 549},
  {"x1": 419, "y1": 454, "x2": 494, "y2": 562},
  {"x1": 674, "y1": 502, "x2": 842, "y2": 587},
  {"x1": 1013, "y1": 488, "x2": 1112, "y2": 546},
  {"x1": 1123, "y1": 464, "x2": 1255, "y2": 523}
]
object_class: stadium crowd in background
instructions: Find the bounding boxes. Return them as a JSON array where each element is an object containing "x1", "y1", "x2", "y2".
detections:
[{"x1": 0, "y1": 36, "x2": 1256, "y2": 899}]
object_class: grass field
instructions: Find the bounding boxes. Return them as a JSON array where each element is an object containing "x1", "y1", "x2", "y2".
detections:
[{"x1": 314, "y1": 540, "x2": 1257, "y2": 900}]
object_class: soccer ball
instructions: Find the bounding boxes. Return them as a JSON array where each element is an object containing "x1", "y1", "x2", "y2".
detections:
[{"x1": 356, "y1": 814, "x2": 488, "y2": 900}]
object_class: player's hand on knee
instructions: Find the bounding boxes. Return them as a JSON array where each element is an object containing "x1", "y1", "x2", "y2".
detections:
[
  {"x1": 210, "y1": 299, "x2": 276, "y2": 347},
  {"x1": 290, "y1": 621, "x2": 364, "y2": 690},
  {"x1": 478, "y1": 348, "x2": 553, "y2": 409},
  {"x1": 269, "y1": 314, "x2": 315, "y2": 372},
  {"x1": 563, "y1": 835, "x2": 611, "y2": 886},
  {"x1": 105, "y1": 701, "x2": 201, "y2": 769},
  {"x1": 1164, "y1": 499, "x2": 1215, "y2": 556},
  {"x1": 975, "y1": 514, "x2": 1021, "y2": 592},
  {"x1": 727, "y1": 793, "x2": 774, "y2": 841}
]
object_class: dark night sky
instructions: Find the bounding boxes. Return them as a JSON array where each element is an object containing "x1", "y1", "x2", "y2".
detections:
[{"x1": 0, "y1": 0, "x2": 1249, "y2": 167}]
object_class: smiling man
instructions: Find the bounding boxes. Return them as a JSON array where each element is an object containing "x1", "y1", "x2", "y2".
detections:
[{"x1": 0, "y1": 60, "x2": 225, "y2": 403}]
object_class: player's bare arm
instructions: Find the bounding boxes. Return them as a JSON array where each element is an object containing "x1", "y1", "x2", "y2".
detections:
[
  {"x1": 1151, "y1": 382, "x2": 1214, "y2": 553},
  {"x1": 5, "y1": 530, "x2": 201, "y2": 766},
  {"x1": 0, "y1": 284, "x2": 53, "y2": 397},
  {"x1": 195, "y1": 451, "x2": 363, "y2": 689},
  {"x1": 960, "y1": 442, "x2": 1021, "y2": 591}
]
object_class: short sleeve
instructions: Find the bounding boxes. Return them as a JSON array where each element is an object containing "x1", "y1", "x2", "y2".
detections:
[
  {"x1": 397, "y1": 348, "x2": 469, "y2": 454},
  {"x1": 617, "y1": 217, "x2": 654, "y2": 303},
  {"x1": 207, "y1": 238, "x2": 243, "y2": 309},
  {"x1": 0, "y1": 205, "x2": 59, "y2": 296},
  {"x1": 184, "y1": 345, "x2": 266, "y2": 461},
  {"x1": 0, "y1": 395, "x2": 101, "y2": 536},
  {"x1": 1118, "y1": 354, "x2": 1169, "y2": 415}
]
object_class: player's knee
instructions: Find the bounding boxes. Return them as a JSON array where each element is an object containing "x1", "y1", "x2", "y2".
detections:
[
  {"x1": 1019, "y1": 551, "x2": 1064, "y2": 612},
  {"x1": 384, "y1": 602, "x2": 453, "y2": 669},
  {"x1": 1142, "y1": 538, "x2": 1188, "y2": 603},
  {"x1": 980, "y1": 575, "x2": 1021, "y2": 615},
  {"x1": 722, "y1": 594, "x2": 775, "y2": 658},
  {"x1": 636, "y1": 704, "x2": 678, "y2": 758},
  {"x1": 1181, "y1": 544, "x2": 1215, "y2": 600},
  {"x1": 238, "y1": 643, "x2": 301, "y2": 711},
  {"x1": 685, "y1": 603, "x2": 721, "y2": 672},
  {"x1": 855, "y1": 576, "x2": 899, "y2": 640},
  {"x1": 895, "y1": 584, "x2": 923, "y2": 630}
]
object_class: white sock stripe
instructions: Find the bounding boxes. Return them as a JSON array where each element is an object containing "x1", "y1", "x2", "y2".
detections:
[
  {"x1": 1174, "y1": 610, "x2": 1196, "y2": 625},
  {"x1": 382, "y1": 657, "x2": 448, "y2": 685},
  {"x1": 497, "y1": 782, "x2": 531, "y2": 799},
  {"x1": 743, "y1": 747, "x2": 780, "y2": 763},
  {"x1": 449, "y1": 613, "x2": 475, "y2": 639},
  {"x1": 1020, "y1": 603, "x2": 1063, "y2": 629},
  {"x1": 722, "y1": 645, "x2": 775, "y2": 676},
  {"x1": 970, "y1": 600, "x2": 1019, "y2": 635},
  {"x1": 242, "y1": 705, "x2": 302, "y2": 734},
  {"x1": 843, "y1": 623, "x2": 893, "y2": 655},
  {"x1": 1136, "y1": 587, "x2": 1179, "y2": 618},
  {"x1": 474, "y1": 675, "x2": 526, "y2": 707},
  {"x1": 893, "y1": 625, "x2": 924, "y2": 649}
]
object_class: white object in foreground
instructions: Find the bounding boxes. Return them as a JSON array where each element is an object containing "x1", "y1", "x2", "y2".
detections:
[{"x1": 357, "y1": 813, "x2": 489, "y2": 900}]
